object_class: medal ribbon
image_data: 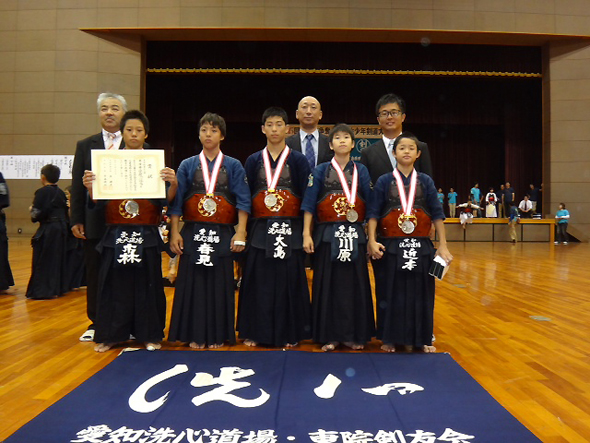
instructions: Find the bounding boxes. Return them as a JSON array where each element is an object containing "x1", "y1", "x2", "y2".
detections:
[
  {"x1": 393, "y1": 168, "x2": 417, "y2": 216},
  {"x1": 199, "y1": 151, "x2": 224, "y2": 196},
  {"x1": 262, "y1": 147, "x2": 290, "y2": 192},
  {"x1": 331, "y1": 158, "x2": 358, "y2": 207}
]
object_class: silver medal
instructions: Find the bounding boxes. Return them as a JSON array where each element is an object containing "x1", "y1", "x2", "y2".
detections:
[
  {"x1": 264, "y1": 193, "x2": 278, "y2": 208},
  {"x1": 124, "y1": 200, "x2": 139, "y2": 217},
  {"x1": 346, "y1": 208, "x2": 358, "y2": 223},
  {"x1": 401, "y1": 219, "x2": 415, "y2": 234},
  {"x1": 203, "y1": 198, "x2": 217, "y2": 213}
]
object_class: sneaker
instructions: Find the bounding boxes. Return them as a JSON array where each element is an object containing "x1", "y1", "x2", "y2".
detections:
[
  {"x1": 79, "y1": 329, "x2": 95, "y2": 342},
  {"x1": 554, "y1": 241, "x2": 559, "y2": 245},
  {"x1": 563, "y1": 242, "x2": 568, "y2": 245}
]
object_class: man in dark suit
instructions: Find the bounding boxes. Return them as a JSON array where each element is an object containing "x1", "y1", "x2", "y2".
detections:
[
  {"x1": 360, "y1": 93, "x2": 433, "y2": 184},
  {"x1": 286, "y1": 96, "x2": 333, "y2": 169},
  {"x1": 71, "y1": 92, "x2": 126, "y2": 342}
]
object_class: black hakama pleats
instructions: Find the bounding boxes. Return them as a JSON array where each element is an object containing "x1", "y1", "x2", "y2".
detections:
[
  {"x1": 66, "y1": 232, "x2": 86, "y2": 290},
  {"x1": 26, "y1": 221, "x2": 70, "y2": 299},
  {"x1": 94, "y1": 245, "x2": 166, "y2": 344},
  {"x1": 237, "y1": 247, "x2": 311, "y2": 347},
  {"x1": 168, "y1": 252, "x2": 236, "y2": 346},
  {"x1": 372, "y1": 238, "x2": 435, "y2": 347},
  {"x1": 311, "y1": 241, "x2": 374, "y2": 345}
]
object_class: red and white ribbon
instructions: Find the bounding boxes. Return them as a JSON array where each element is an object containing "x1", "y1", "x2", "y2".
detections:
[
  {"x1": 199, "y1": 151, "x2": 224, "y2": 195},
  {"x1": 393, "y1": 168, "x2": 417, "y2": 216},
  {"x1": 262, "y1": 147, "x2": 290, "y2": 191},
  {"x1": 331, "y1": 158, "x2": 358, "y2": 207}
]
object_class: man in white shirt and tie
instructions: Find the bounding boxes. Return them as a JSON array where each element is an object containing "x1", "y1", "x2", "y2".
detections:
[
  {"x1": 360, "y1": 93, "x2": 433, "y2": 184},
  {"x1": 286, "y1": 96, "x2": 332, "y2": 169},
  {"x1": 70, "y1": 92, "x2": 127, "y2": 342},
  {"x1": 518, "y1": 194, "x2": 533, "y2": 218}
]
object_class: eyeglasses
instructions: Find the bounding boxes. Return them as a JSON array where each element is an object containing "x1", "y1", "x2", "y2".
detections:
[{"x1": 378, "y1": 110, "x2": 403, "y2": 118}]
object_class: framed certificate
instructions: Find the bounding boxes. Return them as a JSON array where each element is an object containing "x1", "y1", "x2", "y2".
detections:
[{"x1": 91, "y1": 149, "x2": 166, "y2": 200}]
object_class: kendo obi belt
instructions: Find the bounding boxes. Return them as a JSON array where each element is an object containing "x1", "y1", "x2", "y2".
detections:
[
  {"x1": 105, "y1": 199, "x2": 161, "y2": 225},
  {"x1": 252, "y1": 189, "x2": 301, "y2": 218},
  {"x1": 182, "y1": 194, "x2": 238, "y2": 224},
  {"x1": 379, "y1": 207, "x2": 431, "y2": 237},
  {"x1": 316, "y1": 193, "x2": 366, "y2": 223}
]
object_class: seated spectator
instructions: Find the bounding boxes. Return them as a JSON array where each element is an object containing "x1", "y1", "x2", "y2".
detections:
[{"x1": 518, "y1": 195, "x2": 533, "y2": 218}]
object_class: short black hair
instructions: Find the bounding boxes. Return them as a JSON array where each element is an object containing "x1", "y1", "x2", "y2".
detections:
[
  {"x1": 41, "y1": 164, "x2": 60, "y2": 183},
  {"x1": 328, "y1": 123, "x2": 355, "y2": 142},
  {"x1": 262, "y1": 107, "x2": 288, "y2": 125},
  {"x1": 199, "y1": 112, "x2": 227, "y2": 137},
  {"x1": 120, "y1": 110, "x2": 150, "y2": 134},
  {"x1": 392, "y1": 131, "x2": 421, "y2": 152},
  {"x1": 376, "y1": 93, "x2": 406, "y2": 115}
]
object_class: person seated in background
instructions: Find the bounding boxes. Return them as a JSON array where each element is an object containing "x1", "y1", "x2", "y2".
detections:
[{"x1": 518, "y1": 195, "x2": 533, "y2": 218}]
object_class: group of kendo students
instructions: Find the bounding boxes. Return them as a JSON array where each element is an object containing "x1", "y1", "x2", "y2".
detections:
[{"x1": 67, "y1": 92, "x2": 452, "y2": 354}]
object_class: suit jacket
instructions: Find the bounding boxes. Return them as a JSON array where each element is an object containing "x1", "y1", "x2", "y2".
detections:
[
  {"x1": 70, "y1": 133, "x2": 127, "y2": 240},
  {"x1": 359, "y1": 139, "x2": 433, "y2": 184},
  {"x1": 286, "y1": 132, "x2": 333, "y2": 166}
]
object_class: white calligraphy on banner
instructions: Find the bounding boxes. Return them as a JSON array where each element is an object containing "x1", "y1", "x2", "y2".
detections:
[
  {"x1": 128, "y1": 366, "x2": 424, "y2": 415},
  {"x1": 71, "y1": 425, "x2": 475, "y2": 443}
]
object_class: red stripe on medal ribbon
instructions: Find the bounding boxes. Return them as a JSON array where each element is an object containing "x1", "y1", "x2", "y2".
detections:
[
  {"x1": 262, "y1": 147, "x2": 290, "y2": 191},
  {"x1": 331, "y1": 158, "x2": 358, "y2": 207},
  {"x1": 393, "y1": 169, "x2": 417, "y2": 216},
  {"x1": 199, "y1": 151, "x2": 224, "y2": 195}
]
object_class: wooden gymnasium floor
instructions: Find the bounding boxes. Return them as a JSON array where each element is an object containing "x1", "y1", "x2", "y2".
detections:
[{"x1": 1, "y1": 238, "x2": 590, "y2": 442}]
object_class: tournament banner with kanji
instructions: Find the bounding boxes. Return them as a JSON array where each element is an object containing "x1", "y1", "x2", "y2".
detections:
[{"x1": 6, "y1": 350, "x2": 540, "y2": 443}]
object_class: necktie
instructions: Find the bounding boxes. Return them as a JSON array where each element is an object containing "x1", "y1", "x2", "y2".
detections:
[
  {"x1": 305, "y1": 134, "x2": 315, "y2": 169},
  {"x1": 106, "y1": 132, "x2": 116, "y2": 150},
  {"x1": 388, "y1": 139, "x2": 397, "y2": 168}
]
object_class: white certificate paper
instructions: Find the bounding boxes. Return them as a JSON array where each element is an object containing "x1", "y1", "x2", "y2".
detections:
[{"x1": 91, "y1": 149, "x2": 166, "y2": 200}]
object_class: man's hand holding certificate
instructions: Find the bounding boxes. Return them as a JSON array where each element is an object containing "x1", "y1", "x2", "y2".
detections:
[{"x1": 90, "y1": 150, "x2": 166, "y2": 200}]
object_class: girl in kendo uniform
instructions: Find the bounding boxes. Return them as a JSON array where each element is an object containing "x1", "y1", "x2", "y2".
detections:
[
  {"x1": 83, "y1": 110, "x2": 178, "y2": 352},
  {"x1": 368, "y1": 132, "x2": 452, "y2": 353}
]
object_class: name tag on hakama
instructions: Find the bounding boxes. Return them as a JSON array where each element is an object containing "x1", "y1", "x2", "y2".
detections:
[
  {"x1": 114, "y1": 227, "x2": 144, "y2": 267},
  {"x1": 266, "y1": 220, "x2": 292, "y2": 260},
  {"x1": 192, "y1": 226, "x2": 221, "y2": 267},
  {"x1": 331, "y1": 223, "x2": 359, "y2": 262}
]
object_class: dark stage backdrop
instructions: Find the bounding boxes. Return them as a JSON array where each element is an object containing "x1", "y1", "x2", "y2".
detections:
[{"x1": 145, "y1": 41, "x2": 542, "y2": 203}]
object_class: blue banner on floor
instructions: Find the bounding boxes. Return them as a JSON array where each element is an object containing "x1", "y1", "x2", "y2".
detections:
[{"x1": 7, "y1": 350, "x2": 540, "y2": 442}]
